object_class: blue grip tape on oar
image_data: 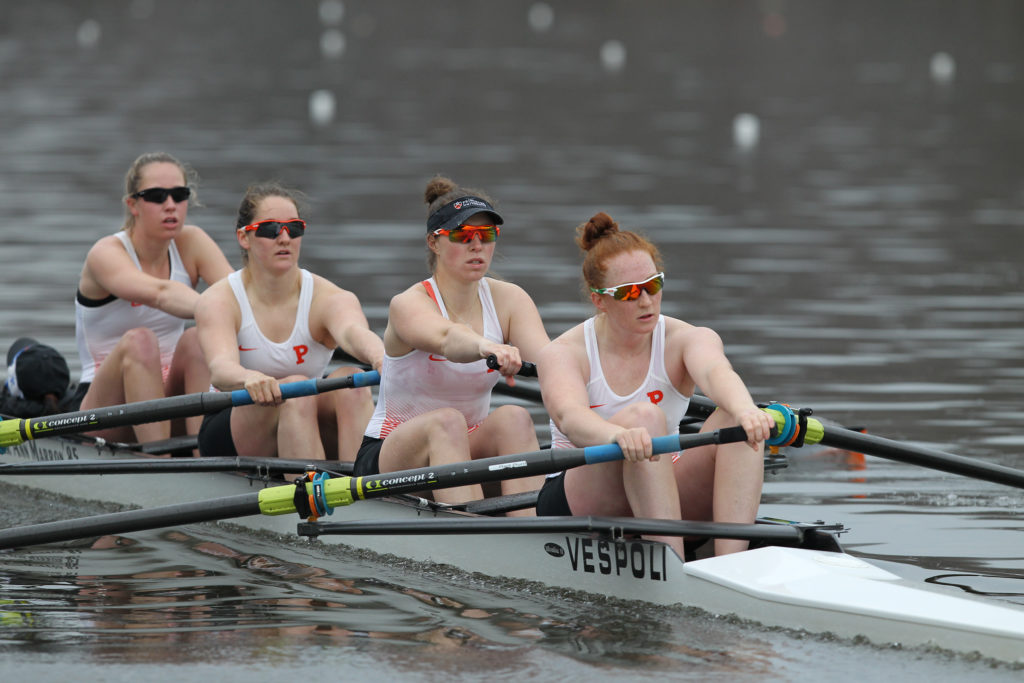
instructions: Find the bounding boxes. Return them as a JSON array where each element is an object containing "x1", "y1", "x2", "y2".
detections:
[
  {"x1": 582, "y1": 431, "x2": 748, "y2": 465},
  {"x1": 229, "y1": 370, "x2": 381, "y2": 406}
]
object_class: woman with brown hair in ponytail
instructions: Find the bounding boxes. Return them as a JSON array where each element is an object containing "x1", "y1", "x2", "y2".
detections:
[
  {"x1": 352, "y1": 175, "x2": 549, "y2": 514},
  {"x1": 536, "y1": 212, "x2": 774, "y2": 556}
]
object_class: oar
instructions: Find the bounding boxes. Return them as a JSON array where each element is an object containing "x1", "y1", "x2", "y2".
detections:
[
  {"x1": 297, "y1": 516, "x2": 807, "y2": 544},
  {"x1": 0, "y1": 456, "x2": 352, "y2": 476},
  {"x1": 0, "y1": 426, "x2": 749, "y2": 550},
  {"x1": 763, "y1": 405, "x2": 1024, "y2": 490},
  {"x1": 0, "y1": 370, "x2": 380, "y2": 448}
]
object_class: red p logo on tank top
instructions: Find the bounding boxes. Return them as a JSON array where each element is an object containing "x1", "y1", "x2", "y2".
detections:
[
  {"x1": 647, "y1": 390, "x2": 664, "y2": 405},
  {"x1": 294, "y1": 344, "x2": 309, "y2": 364}
]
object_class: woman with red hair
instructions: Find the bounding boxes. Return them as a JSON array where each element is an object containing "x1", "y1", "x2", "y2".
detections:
[{"x1": 537, "y1": 212, "x2": 774, "y2": 556}]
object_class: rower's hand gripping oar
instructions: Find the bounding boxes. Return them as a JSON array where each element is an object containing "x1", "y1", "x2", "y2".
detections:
[
  {"x1": 762, "y1": 403, "x2": 1024, "y2": 490},
  {"x1": 485, "y1": 355, "x2": 537, "y2": 377},
  {"x1": 0, "y1": 426, "x2": 752, "y2": 550},
  {"x1": 0, "y1": 370, "x2": 381, "y2": 448}
]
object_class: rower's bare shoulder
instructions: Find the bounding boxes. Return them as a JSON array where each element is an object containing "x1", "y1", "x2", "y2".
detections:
[
  {"x1": 666, "y1": 318, "x2": 722, "y2": 347},
  {"x1": 197, "y1": 277, "x2": 234, "y2": 306},
  {"x1": 389, "y1": 281, "x2": 429, "y2": 307},
  {"x1": 174, "y1": 223, "x2": 211, "y2": 245},
  {"x1": 85, "y1": 232, "x2": 127, "y2": 263},
  {"x1": 195, "y1": 279, "x2": 240, "y2": 324},
  {"x1": 310, "y1": 272, "x2": 344, "y2": 296},
  {"x1": 311, "y1": 274, "x2": 361, "y2": 311},
  {"x1": 387, "y1": 282, "x2": 438, "y2": 325},
  {"x1": 80, "y1": 234, "x2": 131, "y2": 292},
  {"x1": 540, "y1": 323, "x2": 587, "y2": 362},
  {"x1": 485, "y1": 277, "x2": 528, "y2": 298}
]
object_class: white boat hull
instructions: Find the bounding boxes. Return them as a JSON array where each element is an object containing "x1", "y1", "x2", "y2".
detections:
[{"x1": 1, "y1": 434, "x2": 1023, "y2": 662}]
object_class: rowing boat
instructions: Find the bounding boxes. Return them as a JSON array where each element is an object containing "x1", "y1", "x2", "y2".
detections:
[{"x1": 1, "y1": 427, "x2": 1023, "y2": 662}]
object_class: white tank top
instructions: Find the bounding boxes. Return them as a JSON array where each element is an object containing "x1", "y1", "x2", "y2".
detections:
[
  {"x1": 549, "y1": 315, "x2": 691, "y2": 461},
  {"x1": 365, "y1": 277, "x2": 503, "y2": 439},
  {"x1": 75, "y1": 231, "x2": 191, "y2": 383},
  {"x1": 228, "y1": 269, "x2": 333, "y2": 380}
]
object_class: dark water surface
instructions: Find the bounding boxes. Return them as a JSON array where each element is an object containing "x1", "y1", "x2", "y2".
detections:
[{"x1": 1, "y1": 1, "x2": 1023, "y2": 679}]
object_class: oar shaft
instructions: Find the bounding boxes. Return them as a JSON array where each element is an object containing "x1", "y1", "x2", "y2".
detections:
[
  {"x1": 331, "y1": 427, "x2": 749, "y2": 505},
  {"x1": 0, "y1": 457, "x2": 344, "y2": 476},
  {"x1": 0, "y1": 493, "x2": 261, "y2": 550},
  {"x1": 0, "y1": 371, "x2": 380, "y2": 447},
  {"x1": 818, "y1": 426, "x2": 1024, "y2": 490},
  {"x1": 298, "y1": 516, "x2": 802, "y2": 542}
]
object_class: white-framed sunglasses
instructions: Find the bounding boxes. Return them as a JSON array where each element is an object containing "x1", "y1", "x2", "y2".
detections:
[{"x1": 590, "y1": 272, "x2": 665, "y2": 301}]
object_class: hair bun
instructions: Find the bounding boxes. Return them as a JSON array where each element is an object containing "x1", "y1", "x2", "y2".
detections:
[
  {"x1": 424, "y1": 175, "x2": 458, "y2": 205},
  {"x1": 575, "y1": 211, "x2": 619, "y2": 251}
]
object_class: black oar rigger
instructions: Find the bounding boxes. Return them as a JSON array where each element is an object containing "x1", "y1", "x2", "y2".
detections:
[
  {"x1": 292, "y1": 472, "x2": 317, "y2": 520},
  {"x1": 293, "y1": 470, "x2": 339, "y2": 521}
]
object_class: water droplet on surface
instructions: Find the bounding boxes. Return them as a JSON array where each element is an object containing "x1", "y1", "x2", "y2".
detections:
[
  {"x1": 319, "y1": 0, "x2": 344, "y2": 26},
  {"x1": 930, "y1": 52, "x2": 955, "y2": 85},
  {"x1": 600, "y1": 40, "x2": 626, "y2": 73},
  {"x1": 733, "y1": 113, "x2": 760, "y2": 150},
  {"x1": 309, "y1": 89, "x2": 336, "y2": 126},
  {"x1": 77, "y1": 19, "x2": 101, "y2": 49},
  {"x1": 321, "y1": 29, "x2": 346, "y2": 59},
  {"x1": 528, "y1": 3, "x2": 554, "y2": 33}
]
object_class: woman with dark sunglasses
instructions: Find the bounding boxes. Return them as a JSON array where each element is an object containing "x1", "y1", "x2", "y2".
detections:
[
  {"x1": 74, "y1": 152, "x2": 233, "y2": 445},
  {"x1": 194, "y1": 183, "x2": 383, "y2": 461},
  {"x1": 535, "y1": 212, "x2": 775, "y2": 556},
  {"x1": 352, "y1": 175, "x2": 549, "y2": 514}
]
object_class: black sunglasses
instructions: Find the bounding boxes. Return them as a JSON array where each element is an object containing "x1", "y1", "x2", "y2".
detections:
[
  {"x1": 241, "y1": 219, "x2": 307, "y2": 239},
  {"x1": 132, "y1": 186, "x2": 192, "y2": 203}
]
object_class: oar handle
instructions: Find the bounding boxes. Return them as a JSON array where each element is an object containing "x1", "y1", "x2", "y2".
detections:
[
  {"x1": 485, "y1": 355, "x2": 538, "y2": 377},
  {"x1": 582, "y1": 426, "x2": 750, "y2": 464},
  {"x1": 229, "y1": 370, "x2": 381, "y2": 406}
]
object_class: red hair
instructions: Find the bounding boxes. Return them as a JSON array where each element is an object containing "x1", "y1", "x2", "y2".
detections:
[{"x1": 575, "y1": 212, "x2": 663, "y2": 289}]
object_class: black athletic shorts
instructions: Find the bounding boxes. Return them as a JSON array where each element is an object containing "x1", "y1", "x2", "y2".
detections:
[
  {"x1": 535, "y1": 472, "x2": 572, "y2": 516},
  {"x1": 197, "y1": 407, "x2": 238, "y2": 458},
  {"x1": 353, "y1": 434, "x2": 384, "y2": 477}
]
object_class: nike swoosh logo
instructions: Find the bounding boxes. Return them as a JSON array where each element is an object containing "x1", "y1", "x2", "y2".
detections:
[
  {"x1": 428, "y1": 355, "x2": 447, "y2": 361},
  {"x1": 239, "y1": 346, "x2": 258, "y2": 352},
  {"x1": 589, "y1": 404, "x2": 605, "y2": 409},
  {"x1": 130, "y1": 301, "x2": 143, "y2": 307}
]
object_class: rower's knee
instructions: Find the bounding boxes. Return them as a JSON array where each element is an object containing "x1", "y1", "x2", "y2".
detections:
[
  {"x1": 333, "y1": 385, "x2": 373, "y2": 412},
  {"x1": 119, "y1": 327, "x2": 162, "y2": 368},
  {"x1": 424, "y1": 407, "x2": 468, "y2": 445},
  {"x1": 173, "y1": 327, "x2": 205, "y2": 366},
  {"x1": 488, "y1": 404, "x2": 535, "y2": 440},
  {"x1": 613, "y1": 401, "x2": 669, "y2": 436},
  {"x1": 276, "y1": 374, "x2": 318, "y2": 419}
]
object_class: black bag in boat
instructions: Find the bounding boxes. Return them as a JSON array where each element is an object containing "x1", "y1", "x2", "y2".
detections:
[{"x1": 2, "y1": 337, "x2": 81, "y2": 417}]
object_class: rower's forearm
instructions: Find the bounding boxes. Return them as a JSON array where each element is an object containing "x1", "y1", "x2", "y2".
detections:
[
  {"x1": 556, "y1": 409, "x2": 622, "y2": 448},
  {"x1": 346, "y1": 328, "x2": 385, "y2": 370},
  {"x1": 439, "y1": 325, "x2": 489, "y2": 363},
  {"x1": 209, "y1": 360, "x2": 251, "y2": 392},
  {"x1": 154, "y1": 282, "x2": 201, "y2": 319},
  {"x1": 704, "y1": 366, "x2": 758, "y2": 418}
]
